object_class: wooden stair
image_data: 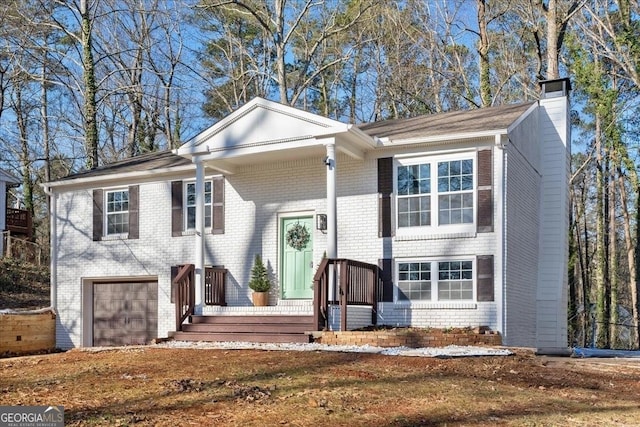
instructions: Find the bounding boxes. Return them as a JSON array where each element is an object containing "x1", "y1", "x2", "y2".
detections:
[{"x1": 171, "y1": 315, "x2": 315, "y2": 344}]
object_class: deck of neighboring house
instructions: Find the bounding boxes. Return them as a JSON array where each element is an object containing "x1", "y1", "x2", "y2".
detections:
[
  {"x1": 170, "y1": 259, "x2": 380, "y2": 344},
  {"x1": 2, "y1": 208, "x2": 44, "y2": 265}
]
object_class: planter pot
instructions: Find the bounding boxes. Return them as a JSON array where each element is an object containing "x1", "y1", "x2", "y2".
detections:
[{"x1": 252, "y1": 292, "x2": 269, "y2": 306}]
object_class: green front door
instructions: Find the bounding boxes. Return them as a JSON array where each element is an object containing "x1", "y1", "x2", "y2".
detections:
[{"x1": 281, "y1": 216, "x2": 313, "y2": 299}]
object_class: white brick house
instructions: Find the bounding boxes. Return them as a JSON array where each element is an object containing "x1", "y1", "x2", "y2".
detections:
[{"x1": 43, "y1": 79, "x2": 571, "y2": 351}]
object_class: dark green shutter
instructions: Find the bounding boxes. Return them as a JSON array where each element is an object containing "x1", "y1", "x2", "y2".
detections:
[
  {"x1": 128, "y1": 185, "x2": 139, "y2": 239},
  {"x1": 171, "y1": 181, "x2": 183, "y2": 237},
  {"x1": 477, "y1": 149, "x2": 493, "y2": 233},
  {"x1": 378, "y1": 158, "x2": 393, "y2": 237},
  {"x1": 92, "y1": 189, "x2": 103, "y2": 241},
  {"x1": 212, "y1": 177, "x2": 225, "y2": 234},
  {"x1": 477, "y1": 255, "x2": 494, "y2": 302}
]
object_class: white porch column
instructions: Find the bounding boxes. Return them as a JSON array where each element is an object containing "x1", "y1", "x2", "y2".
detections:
[
  {"x1": 325, "y1": 142, "x2": 337, "y2": 259},
  {"x1": 194, "y1": 157, "x2": 205, "y2": 309}
]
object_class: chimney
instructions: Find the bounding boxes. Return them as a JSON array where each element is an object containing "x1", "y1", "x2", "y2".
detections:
[{"x1": 539, "y1": 78, "x2": 571, "y2": 99}]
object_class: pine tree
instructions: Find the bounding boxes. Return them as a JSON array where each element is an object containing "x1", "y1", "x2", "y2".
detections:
[{"x1": 249, "y1": 254, "x2": 271, "y2": 292}]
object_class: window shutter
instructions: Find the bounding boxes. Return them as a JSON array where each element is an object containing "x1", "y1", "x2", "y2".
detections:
[
  {"x1": 477, "y1": 255, "x2": 494, "y2": 302},
  {"x1": 477, "y1": 149, "x2": 493, "y2": 233},
  {"x1": 378, "y1": 258, "x2": 394, "y2": 302},
  {"x1": 211, "y1": 177, "x2": 225, "y2": 234},
  {"x1": 128, "y1": 185, "x2": 139, "y2": 239},
  {"x1": 92, "y1": 189, "x2": 103, "y2": 241},
  {"x1": 171, "y1": 181, "x2": 183, "y2": 237},
  {"x1": 378, "y1": 157, "x2": 393, "y2": 238}
]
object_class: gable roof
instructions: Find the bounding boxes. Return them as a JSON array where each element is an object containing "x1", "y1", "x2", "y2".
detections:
[
  {"x1": 358, "y1": 102, "x2": 536, "y2": 142},
  {"x1": 176, "y1": 97, "x2": 374, "y2": 166},
  {"x1": 46, "y1": 100, "x2": 537, "y2": 186}
]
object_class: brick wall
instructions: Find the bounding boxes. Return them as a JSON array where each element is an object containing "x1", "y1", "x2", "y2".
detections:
[{"x1": 316, "y1": 327, "x2": 502, "y2": 348}]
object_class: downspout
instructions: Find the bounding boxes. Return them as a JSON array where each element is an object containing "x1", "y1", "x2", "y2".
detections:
[
  {"x1": 495, "y1": 134, "x2": 507, "y2": 342},
  {"x1": 193, "y1": 156, "x2": 205, "y2": 311},
  {"x1": 42, "y1": 184, "x2": 57, "y2": 311}
]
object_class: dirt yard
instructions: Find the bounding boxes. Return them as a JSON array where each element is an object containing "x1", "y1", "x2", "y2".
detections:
[{"x1": 1, "y1": 346, "x2": 639, "y2": 426}]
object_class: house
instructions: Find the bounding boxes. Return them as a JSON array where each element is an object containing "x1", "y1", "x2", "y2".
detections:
[
  {"x1": 0, "y1": 169, "x2": 23, "y2": 255},
  {"x1": 43, "y1": 78, "x2": 571, "y2": 351}
]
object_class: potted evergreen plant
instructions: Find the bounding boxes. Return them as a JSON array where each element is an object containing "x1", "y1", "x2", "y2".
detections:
[{"x1": 248, "y1": 254, "x2": 271, "y2": 306}]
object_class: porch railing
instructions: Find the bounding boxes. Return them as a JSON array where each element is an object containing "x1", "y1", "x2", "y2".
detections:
[
  {"x1": 6, "y1": 208, "x2": 32, "y2": 238},
  {"x1": 313, "y1": 258, "x2": 379, "y2": 331},
  {"x1": 173, "y1": 264, "x2": 195, "y2": 332},
  {"x1": 204, "y1": 266, "x2": 227, "y2": 306}
]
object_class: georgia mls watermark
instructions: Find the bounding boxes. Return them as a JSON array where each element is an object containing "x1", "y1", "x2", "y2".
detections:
[{"x1": 0, "y1": 406, "x2": 64, "y2": 427}]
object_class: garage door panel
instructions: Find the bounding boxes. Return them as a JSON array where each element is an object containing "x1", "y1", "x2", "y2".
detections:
[{"x1": 93, "y1": 281, "x2": 158, "y2": 347}]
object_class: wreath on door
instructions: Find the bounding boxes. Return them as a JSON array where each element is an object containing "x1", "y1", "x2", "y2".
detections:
[{"x1": 286, "y1": 223, "x2": 310, "y2": 251}]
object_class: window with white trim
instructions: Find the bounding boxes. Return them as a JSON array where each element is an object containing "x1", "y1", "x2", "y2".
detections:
[
  {"x1": 396, "y1": 154, "x2": 475, "y2": 231},
  {"x1": 396, "y1": 259, "x2": 474, "y2": 302},
  {"x1": 185, "y1": 181, "x2": 212, "y2": 229},
  {"x1": 105, "y1": 189, "x2": 129, "y2": 235}
]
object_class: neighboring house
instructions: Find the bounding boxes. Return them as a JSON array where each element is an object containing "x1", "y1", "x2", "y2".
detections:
[
  {"x1": 43, "y1": 78, "x2": 571, "y2": 351},
  {"x1": 0, "y1": 169, "x2": 21, "y2": 255}
]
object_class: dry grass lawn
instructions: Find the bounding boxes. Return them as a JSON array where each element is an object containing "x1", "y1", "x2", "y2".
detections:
[{"x1": 1, "y1": 346, "x2": 640, "y2": 426}]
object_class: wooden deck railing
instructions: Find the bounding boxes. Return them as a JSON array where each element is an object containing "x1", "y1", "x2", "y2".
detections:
[
  {"x1": 313, "y1": 258, "x2": 379, "y2": 331},
  {"x1": 6, "y1": 208, "x2": 32, "y2": 238},
  {"x1": 173, "y1": 264, "x2": 195, "y2": 332},
  {"x1": 204, "y1": 266, "x2": 227, "y2": 306}
]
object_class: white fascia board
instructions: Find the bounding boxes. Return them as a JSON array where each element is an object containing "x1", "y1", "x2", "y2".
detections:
[
  {"x1": 384, "y1": 129, "x2": 508, "y2": 147},
  {"x1": 0, "y1": 169, "x2": 20, "y2": 184},
  {"x1": 41, "y1": 164, "x2": 195, "y2": 191}
]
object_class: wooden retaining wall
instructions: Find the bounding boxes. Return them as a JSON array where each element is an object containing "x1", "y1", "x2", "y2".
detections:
[
  {"x1": 0, "y1": 309, "x2": 56, "y2": 356},
  {"x1": 315, "y1": 327, "x2": 502, "y2": 348}
]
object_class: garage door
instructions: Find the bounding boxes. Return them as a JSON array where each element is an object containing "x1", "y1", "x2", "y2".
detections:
[{"x1": 93, "y1": 281, "x2": 158, "y2": 346}]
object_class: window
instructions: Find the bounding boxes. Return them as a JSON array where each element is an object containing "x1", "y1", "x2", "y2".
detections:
[
  {"x1": 106, "y1": 189, "x2": 129, "y2": 235},
  {"x1": 396, "y1": 259, "x2": 474, "y2": 302},
  {"x1": 397, "y1": 164, "x2": 430, "y2": 227},
  {"x1": 396, "y1": 155, "x2": 475, "y2": 231},
  {"x1": 185, "y1": 181, "x2": 212, "y2": 229},
  {"x1": 398, "y1": 262, "x2": 431, "y2": 301},
  {"x1": 437, "y1": 261, "x2": 473, "y2": 300},
  {"x1": 437, "y1": 160, "x2": 473, "y2": 225}
]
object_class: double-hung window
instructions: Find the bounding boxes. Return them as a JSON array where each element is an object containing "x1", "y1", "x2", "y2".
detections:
[
  {"x1": 105, "y1": 189, "x2": 129, "y2": 235},
  {"x1": 396, "y1": 154, "x2": 475, "y2": 232},
  {"x1": 185, "y1": 181, "x2": 212, "y2": 229},
  {"x1": 397, "y1": 259, "x2": 474, "y2": 302}
]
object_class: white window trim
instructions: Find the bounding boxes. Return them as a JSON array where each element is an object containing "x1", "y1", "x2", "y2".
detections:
[
  {"x1": 394, "y1": 152, "x2": 477, "y2": 238},
  {"x1": 183, "y1": 180, "x2": 213, "y2": 231},
  {"x1": 104, "y1": 188, "x2": 129, "y2": 237},
  {"x1": 394, "y1": 256, "x2": 477, "y2": 305}
]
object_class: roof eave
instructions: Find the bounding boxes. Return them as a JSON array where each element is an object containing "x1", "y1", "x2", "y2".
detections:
[
  {"x1": 383, "y1": 128, "x2": 509, "y2": 146},
  {"x1": 42, "y1": 164, "x2": 196, "y2": 190}
]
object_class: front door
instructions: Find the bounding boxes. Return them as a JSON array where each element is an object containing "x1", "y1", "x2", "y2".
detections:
[{"x1": 281, "y1": 216, "x2": 313, "y2": 299}]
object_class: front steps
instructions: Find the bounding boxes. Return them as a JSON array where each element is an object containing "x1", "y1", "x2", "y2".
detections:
[{"x1": 171, "y1": 315, "x2": 316, "y2": 344}]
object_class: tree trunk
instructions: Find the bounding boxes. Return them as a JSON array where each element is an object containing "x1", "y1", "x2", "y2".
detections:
[
  {"x1": 618, "y1": 171, "x2": 639, "y2": 348},
  {"x1": 595, "y1": 114, "x2": 609, "y2": 348},
  {"x1": 81, "y1": 0, "x2": 99, "y2": 169},
  {"x1": 609, "y1": 158, "x2": 619, "y2": 348},
  {"x1": 477, "y1": 0, "x2": 491, "y2": 107}
]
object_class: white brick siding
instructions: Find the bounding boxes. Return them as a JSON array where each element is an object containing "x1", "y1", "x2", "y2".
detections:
[{"x1": 51, "y1": 98, "x2": 569, "y2": 350}]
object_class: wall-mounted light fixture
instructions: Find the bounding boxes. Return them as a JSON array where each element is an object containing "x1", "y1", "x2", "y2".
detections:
[{"x1": 316, "y1": 214, "x2": 327, "y2": 231}]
